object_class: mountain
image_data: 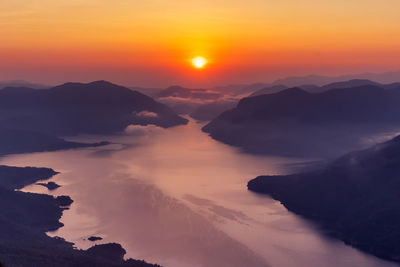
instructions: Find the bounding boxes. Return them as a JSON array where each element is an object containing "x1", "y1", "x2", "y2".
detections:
[
  {"x1": 272, "y1": 71, "x2": 400, "y2": 87},
  {"x1": 250, "y1": 79, "x2": 400, "y2": 98},
  {"x1": 248, "y1": 134, "x2": 400, "y2": 262},
  {"x1": 249, "y1": 85, "x2": 288, "y2": 97},
  {"x1": 250, "y1": 84, "x2": 322, "y2": 97},
  {"x1": 0, "y1": 165, "x2": 159, "y2": 267},
  {"x1": 227, "y1": 79, "x2": 400, "y2": 98},
  {"x1": 321, "y1": 79, "x2": 400, "y2": 91},
  {"x1": 203, "y1": 85, "x2": 400, "y2": 157},
  {"x1": 0, "y1": 80, "x2": 49, "y2": 89},
  {"x1": 273, "y1": 74, "x2": 352, "y2": 87},
  {"x1": 321, "y1": 79, "x2": 381, "y2": 90},
  {"x1": 0, "y1": 80, "x2": 187, "y2": 136}
]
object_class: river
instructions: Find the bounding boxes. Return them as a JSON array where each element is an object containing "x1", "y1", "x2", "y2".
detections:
[{"x1": 0, "y1": 119, "x2": 396, "y2": 267}]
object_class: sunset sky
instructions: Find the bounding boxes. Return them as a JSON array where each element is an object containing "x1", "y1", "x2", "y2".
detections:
[{"x1": 1, "y1": 0, "x2": 400, "y2": 87}]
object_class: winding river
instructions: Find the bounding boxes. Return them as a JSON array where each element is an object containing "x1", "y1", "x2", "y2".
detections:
[{"x1": 0, "y1": 119, "x2": 396, "y2": 267}]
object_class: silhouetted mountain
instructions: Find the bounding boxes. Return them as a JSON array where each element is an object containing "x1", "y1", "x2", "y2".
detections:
[
  {"x1": 249, "y1": 85, "x2": 288, "y2": 97},
  {"x1": 0, "y1": 165, "x2": 159, "y2": 267},
  {"x1": 250, "y1": 79, "x2": 400, "y2": 97},
  {"x1": 321, "y1": 79, "x2": 381, "y2": 90},
  {"x1": 272, "y1": 71, "x2": 400, "y2": 87},
  {"x1": 321, "y1": 79, "x2": 400, "y2": 91},
  {"x1": 273, "y1": 74, "x2": 349, "y2": 87},
  {"x1": 0, "y1": 80, "x2": 48, "y2": 89},
  {"x1": 203, "y1": 85, "x2": 400, "y2": 157},
  {"x1": 0, "y1": 80, "x2": 187, "y2": 136},
  {"x1": 250, "y1": 84, "x2": 324, "y2": 97},
  {"x1": 248, "y1": 134, "x2": 400, "y2": 262}
]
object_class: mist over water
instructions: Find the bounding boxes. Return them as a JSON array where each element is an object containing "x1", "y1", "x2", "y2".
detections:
[{"x1": 0, "y1": 119, "x2": 397, "y2": 267}]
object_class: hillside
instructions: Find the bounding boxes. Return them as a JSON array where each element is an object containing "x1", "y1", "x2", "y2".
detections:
[
  {"x1": 248, "y1": 135, "x2": 400, "y2": 262},
  {"x1": 0, "y1": 81, "x2": 187, "y2": 136},
  {"x1": 203, "y1": 85, "x2": 400, "y2": 157}
]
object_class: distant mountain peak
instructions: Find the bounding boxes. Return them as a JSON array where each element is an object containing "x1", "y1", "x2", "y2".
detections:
[
  {"x1": 57, "y1": 80, "x2": 119, "y2": 88},
  {"x1": 52, "y1": 81, "x2": 135, "y2": 95},
  {"x1": 275, "y1": 87, "x2": 309, "y2": 96},
  {"x1": 88, "y1": 80, "x2": 117, "y2": 87},
  {"x1": 323, "y1": 79, "x2": 380, "y2": 90}
]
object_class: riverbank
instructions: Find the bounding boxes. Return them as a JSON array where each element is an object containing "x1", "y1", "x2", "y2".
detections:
[
  {"x1": 248, "y1": 135, "x2": 400, "y2": 263},
  {"x1": 0, "y1": 164, "x2": 159, "y2": 267}
]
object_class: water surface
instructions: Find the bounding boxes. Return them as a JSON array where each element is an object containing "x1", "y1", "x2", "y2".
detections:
[{"x1": 1, "y1": 120, "x2": 397, "y2": 267}]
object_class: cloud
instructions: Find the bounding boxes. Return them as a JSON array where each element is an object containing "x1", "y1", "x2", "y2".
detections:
[
  {"x1": 133, "y1": 110, "x2": 159, "y2": 118},
  {"x1": 125, "y1": 124, "x2": 164, "y2": 136}
]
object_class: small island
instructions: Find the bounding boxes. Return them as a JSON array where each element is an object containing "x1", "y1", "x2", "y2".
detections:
[
  {"x1": 37, "y1": 181, "x2": 61, "y2": 190},
  {"x1": 88, "y1": 236, "x2": 103, "y2": 242}
]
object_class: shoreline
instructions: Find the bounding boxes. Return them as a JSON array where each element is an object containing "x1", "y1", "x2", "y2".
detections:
[{"x1": 0, "y1": 164, "x2": 160, "y2": 267}]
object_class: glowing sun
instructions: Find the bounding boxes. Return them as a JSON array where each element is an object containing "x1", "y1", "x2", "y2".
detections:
[{"x1": 192, "y1": 56, "x2": 208, "y2": 69}]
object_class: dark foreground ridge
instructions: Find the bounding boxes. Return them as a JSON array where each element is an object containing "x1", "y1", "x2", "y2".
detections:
[
  {"x1": 203, "y1": 84, "x2": 400, "y2": 157},
  {"x1": 0, "y1": 165, "x2": 160, "y2": 267},
  {"x1": 248, "y1": 135, "x2": 400, "y2": 262}
]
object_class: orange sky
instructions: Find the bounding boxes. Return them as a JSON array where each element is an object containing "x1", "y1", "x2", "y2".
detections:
[{"x1": 1, "y1": 0, "x2": 400, "y2": 87}]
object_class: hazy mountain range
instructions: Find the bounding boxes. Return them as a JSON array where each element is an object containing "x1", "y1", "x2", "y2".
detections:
[
  {"x1": 203, "y1": 83, "x2": 400, "y2": 157},
  {"x1": 0, "y1": 80, "x2": 187, "y2": 135},
  {"x1": 250, "y1": 79, "x2": 400, "y2": 97},
  {"x1": 0, "y1": 80, "x2": 48, "y2": 89},
  {"x1": 148, "y1": 85, "x2": 238, "y2": 121},
  {"x1": 271, "y1": 70, "x2": 400, "y2": 87},
  {"x1": 0, "y1": 80, "x2": 187, "y2": 156},
  {"x1": 126, "y1": 70, "x2": 400, "y2": 122}
]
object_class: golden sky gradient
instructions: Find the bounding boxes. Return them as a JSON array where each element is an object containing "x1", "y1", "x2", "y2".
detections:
[{"x1": 1, "y1": 0, "x2": 400, "y2": 87}]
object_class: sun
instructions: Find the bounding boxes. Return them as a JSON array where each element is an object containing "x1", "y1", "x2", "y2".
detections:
[{"x1": 192, "y1": 56, "x2": 208, "y2": 69}]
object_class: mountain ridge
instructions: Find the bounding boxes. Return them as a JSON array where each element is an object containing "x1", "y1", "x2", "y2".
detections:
[
  {"x1": 203, "y1": 84, "x2": 400, "y2": 157},
  {"x1": 248, "y1": 133, "x2": 400, "y2": 262}
]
